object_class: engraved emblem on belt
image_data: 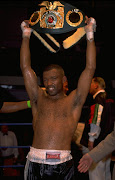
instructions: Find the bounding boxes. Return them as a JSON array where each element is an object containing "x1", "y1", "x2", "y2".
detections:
[{"x1": 40, "y1": 1, "x2": 64, "y2": 29}]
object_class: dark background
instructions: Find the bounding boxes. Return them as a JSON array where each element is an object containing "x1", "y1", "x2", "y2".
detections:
[
  {"x1": 0, "y1": 0, "x2": 115, "y2": 129},
  {"x1": 0, "y1": 2, "x2": 115, "y2": 177},
  {"x1": 0, "y1": 0, "x2": 115, "y2": 82}
]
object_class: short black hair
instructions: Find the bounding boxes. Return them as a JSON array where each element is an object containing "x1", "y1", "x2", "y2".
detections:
[{"x1": 43, "y1": 64, "x2": 65, "y2": 77}]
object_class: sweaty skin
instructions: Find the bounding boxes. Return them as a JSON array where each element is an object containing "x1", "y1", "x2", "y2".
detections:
[
  {"x1": 32, "y1": 87, "x2": 81, "y2": 150},
  {"x1": 32, "y1": 69, "x2": 83, "y2": 150},
  {"x1": 20, "y1": 20, "x2": 96, "y2": 151}
]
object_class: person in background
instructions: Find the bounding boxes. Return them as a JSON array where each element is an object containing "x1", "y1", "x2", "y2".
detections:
[
  {"x1": 0, "y1": 85, "x2": 31, "y2": 113},
  {"x1": 0, "y1": 123, "x2": 19, "y2": 176},
  {"x1": 80, "y1": 77, "x2": 115, "y2": 180},
  {"x1": 78, "y1": 122, "x2": 115, "y2": 180},
  {"x1": 0, "y1": 100, "x2": 31, "y2": 113}
]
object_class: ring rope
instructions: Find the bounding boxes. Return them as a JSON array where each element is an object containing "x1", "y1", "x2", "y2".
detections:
[
  {"x1": 0, "y1": 165, "x2": 24, "y2": 168},
  {"x1": 0, "y1": 123, "x2": 32, "y2": 126},
  {"x1": 0, "y1": 146, "x2": 30, "y2": 148}
]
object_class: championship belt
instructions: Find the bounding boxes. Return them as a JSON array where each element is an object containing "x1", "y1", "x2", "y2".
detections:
[{"x1": 29, "y1": 1, "x2": 86, "y2": 53}]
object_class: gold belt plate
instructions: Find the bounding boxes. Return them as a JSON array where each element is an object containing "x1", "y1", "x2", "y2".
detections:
[{"x1": 40, "y1": 7, "x2": 64, "y2": 29}]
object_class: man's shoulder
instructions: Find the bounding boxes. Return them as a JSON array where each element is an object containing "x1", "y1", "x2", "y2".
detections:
[{"x1": 95, "y1": 92, "x2": 106, "y2": 105}]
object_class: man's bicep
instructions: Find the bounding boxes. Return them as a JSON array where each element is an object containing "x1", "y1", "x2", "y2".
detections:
[
  {"x1": 77, "y1": 68, "x2": 94, "y2": 105},
  {"x1": 23, "y1": 67, "x2": 39, "y2": 101}
]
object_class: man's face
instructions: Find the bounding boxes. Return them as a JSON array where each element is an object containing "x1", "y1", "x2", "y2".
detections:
[
  {"x1": 89, "y1": 79, "x2": 97, "y2": 95},
  {"x1": 1, "y1": 125, "x2": 8, "y2": 134},
  {"x1": 43, "y1": 69, "x2": 64, "y2": 96}
]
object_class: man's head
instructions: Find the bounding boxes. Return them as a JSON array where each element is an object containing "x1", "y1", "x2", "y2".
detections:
[
  {"x1": 1, "y1": 124, "x2": 8, "y2": 134},
  {"x1": 89, "y1": 77, "x2": 106, "y2": 95},
  {"x1": 43, "y1": 64, "x2": 67, "y2": 96}
]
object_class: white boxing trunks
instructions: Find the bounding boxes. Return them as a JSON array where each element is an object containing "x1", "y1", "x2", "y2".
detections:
[{"x1": 27, "y1": 147, "x2": 73, "y2": 165}]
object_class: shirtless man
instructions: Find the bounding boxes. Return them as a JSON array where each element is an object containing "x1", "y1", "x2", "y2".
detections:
[{"x1": 20, "y1": 17, "x2": 96, "y2": 180}]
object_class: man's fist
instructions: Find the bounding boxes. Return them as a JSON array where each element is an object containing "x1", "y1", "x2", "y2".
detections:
[
  {"x1": 21, "y1": 21, "x2": 32, "y2": 38},
  {"x1": 84, "y1": 17, "x2": 96, "y2": 42}
]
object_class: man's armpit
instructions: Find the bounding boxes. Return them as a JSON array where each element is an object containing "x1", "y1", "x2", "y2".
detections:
[{"x1": 73, "y1": 94, "x2": 82, "y2": 108}]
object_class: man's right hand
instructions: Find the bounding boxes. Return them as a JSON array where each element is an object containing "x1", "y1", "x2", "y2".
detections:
[
  {"x1": 21, "y1": 20, "x2": 32, "y2": 38},
  {"x1": 84, "y1": 17, "x2": 96, "y2": 42}
]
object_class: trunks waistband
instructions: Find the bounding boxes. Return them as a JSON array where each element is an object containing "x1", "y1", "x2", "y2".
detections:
[{"x1": 27, "y1": 147, "x2": 72, "y2": 165}]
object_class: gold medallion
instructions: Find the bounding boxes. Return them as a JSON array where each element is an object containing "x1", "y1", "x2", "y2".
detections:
[
  {"x1": 29, "y1": 11, "x2": 40, "y2": 26},
  {"x1": 66, "y1": 9, "x2": 83, "y2": 27}
]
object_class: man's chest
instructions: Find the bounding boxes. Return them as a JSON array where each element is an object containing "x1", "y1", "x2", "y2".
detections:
[{"x1": 38, "y1": 100, "x2": 69, "y2": 119}]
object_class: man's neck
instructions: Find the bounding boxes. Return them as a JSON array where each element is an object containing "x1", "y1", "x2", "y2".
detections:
[{"x1": 47, "y1": 92, "x2": 66, "y2": 100}]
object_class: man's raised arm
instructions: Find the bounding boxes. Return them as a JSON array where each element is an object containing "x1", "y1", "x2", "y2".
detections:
[
  {"x1": 20, "y1": 21, "x2": 39, "y2": 102},
  {"x1": 75, "y1": 18, "x2": 96, "y2": 107}
]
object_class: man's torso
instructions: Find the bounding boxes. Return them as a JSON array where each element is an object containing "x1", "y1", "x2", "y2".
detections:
[{"x1": 32, "y1": 90, "x2": 81, "y2": 150}]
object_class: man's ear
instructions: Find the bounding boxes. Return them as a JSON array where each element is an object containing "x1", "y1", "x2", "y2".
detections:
[
  {"x1": 62, "y1": 76, "x2": 67, "y2": 83},
  {"x1": 63, "y1": 76, "x2": 69, "y2": 94}
]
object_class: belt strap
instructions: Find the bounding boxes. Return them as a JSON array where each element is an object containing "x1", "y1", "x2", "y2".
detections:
[{"x1": 33, "y1": 27, "x2": 86, "y2": 53}]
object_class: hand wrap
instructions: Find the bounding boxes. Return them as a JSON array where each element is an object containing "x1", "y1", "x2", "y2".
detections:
[
  {"x1": 21, "y1": 21, "x2": 32, "y2": 38},
  {"x1": 85, "y1": 18, "x2": 96, "y2": 42}
]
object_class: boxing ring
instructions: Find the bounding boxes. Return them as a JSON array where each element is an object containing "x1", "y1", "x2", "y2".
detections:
[{"x1": 0, "y1": 122, "x2": 32, "y2": 174}]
